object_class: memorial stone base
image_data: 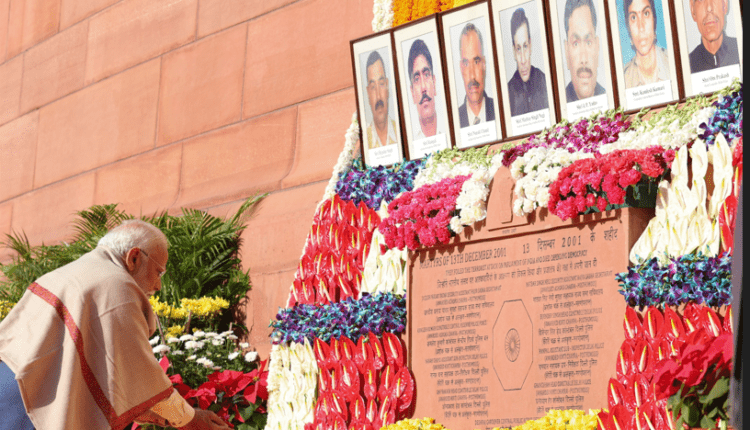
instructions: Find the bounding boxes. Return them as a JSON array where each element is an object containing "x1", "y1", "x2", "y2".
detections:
[{"x1": 407, "y1": 172, "x2": 652, "y2": 429}]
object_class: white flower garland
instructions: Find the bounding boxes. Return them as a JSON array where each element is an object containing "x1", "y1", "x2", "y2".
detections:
[
  {"x1": 509, "y1": 147, "x2": 594, "y2": 217},
  {"x1": 322, "y1": 113, "x2": 360, "y2": 203},
  {"x1": 372, "y1": 0, "x2": 394, "y2": 32},
  {"x1": 265, "y1": 340, "x2": 319, "y2": 430}
]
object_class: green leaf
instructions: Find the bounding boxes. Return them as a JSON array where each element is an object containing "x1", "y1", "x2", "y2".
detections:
[
  {"x1": 682, "y1": 401, "x2": 701, "y2": 426},
  {"x1": 700, "y1": 377, "x2": 729, "y2": 405},
  {"x1": 700, "y1": 415, "x2": 716, "y2": 429}
]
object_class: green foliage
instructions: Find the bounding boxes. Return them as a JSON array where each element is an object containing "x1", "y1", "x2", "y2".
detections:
[
  {"x1": 667, "y1": 370, "x2": 730, "y2": 430},
  {"x1": 0, "y1": 195, "x2": 266, "y2": 326}
]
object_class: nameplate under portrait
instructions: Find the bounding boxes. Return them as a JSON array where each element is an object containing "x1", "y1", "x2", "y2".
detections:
[
  {"x1": 608, "y1": 0, "x2": 681, "y2": 111},
  {"x1": 394, "y1": 15, "x2": 453, "y2": 160},
  {"x1": 441, "y1": 0, "x2": 505, "y2": 149},
  {"x1": 673, "y1": 0, "x2": 742, "y2": 97},
  {"x1": 351, "y1": 32, "x2": 406, "y2": 168},
  {"x1": 492, "y1": 0, "x2": 558, "y2": 137},
  {"x1": 548, "y1": 0, "x2": 617, "y2": 121}
]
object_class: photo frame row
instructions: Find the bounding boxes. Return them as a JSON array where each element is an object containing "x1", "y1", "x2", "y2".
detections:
[{"x1": 351, "y1": 0, "x2": 743, "y2": 168}]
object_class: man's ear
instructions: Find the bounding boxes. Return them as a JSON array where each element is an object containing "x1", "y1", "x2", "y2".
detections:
[{"x1": 124, "y1": 247, "x2": 140, "y2": 273}]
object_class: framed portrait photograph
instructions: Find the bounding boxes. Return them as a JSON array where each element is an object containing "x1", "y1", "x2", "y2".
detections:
[
  {"x1": 608, "y1": 0, "x2": 681, "y2": 111},
  {"x1": 351, "y1": 32, "x2": 406, "y2": 168},
  {"x1": 673, "y1": 0, "x2": 742, "y2": 97},
  {"x1": 492, "y1": 0, "x2": 557, "y2": 137},
  {"x1": 441, "y1": 1, "x2": 504, "y2": 149},
  {"x1": 393, "y1": 16, "x2": 453, "y2": 160},
  {"x1": 548, "y1": 0, "x2": 617, "y2": 121}
]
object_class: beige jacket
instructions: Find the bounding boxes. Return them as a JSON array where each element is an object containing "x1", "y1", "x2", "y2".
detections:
[{"x1": 0, "y1": 247, "x2": 174, "y2": 430}]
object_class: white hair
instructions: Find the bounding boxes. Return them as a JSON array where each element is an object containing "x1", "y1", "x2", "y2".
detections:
[{"x1": 97, "y1": 219, "x2": 168, "y2": 257}]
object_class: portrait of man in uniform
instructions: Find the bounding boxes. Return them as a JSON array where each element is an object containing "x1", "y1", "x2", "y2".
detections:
[
  {"x1": 506, "y1": 6, "x2": 549, "y2": 116},
  {"x1": 456, "y1": 23, "x2": 495, "y2": 128},
  {"x1": 364, "y1": 50, "x2": 399, "y2": 149},
  {"x1": 563, "y1": 0, "x2": 606, "y2": 102}
]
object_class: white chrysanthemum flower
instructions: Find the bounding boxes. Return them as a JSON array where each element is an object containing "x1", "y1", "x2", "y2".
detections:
[
  {"x1": 184, "y1": 340, "x2": 205, "y2": 350},
  {"x1": 152, "y1": 344, "x2": 170, "y2": 354},
  {"x1": 167, "y1": 337, "x2": 181, "y2": 344},
  {"x1": 179, "y1": 334, "x2": 194, "y2": 342},
  {"x1": 228, "y1": 352, "x2": 240, "y2": 360},
  {"x1": 239, "y1": 342, "x2": 250, "y2": 349},
  {"x1": 149, "y1": 336, "x2": 160, "y2": 345},
  {"x1": 172, "y1": 350, "x2": 184, "y2": 356},
  {"x1": 193, "y1": 331, "x2": 206, "y2": 338},
  {"x1": 211, "y1": 339, "x2": 223, "y2": 346},
  {"x1": 196, "y1": 357, "x2": 214, "y2": 368},
  {"x1": 245, "y1": 351, "x2": 259, "y2": 362},
  {"x1": 187, "y1": 355, "x2": 196, "y2": 361}
]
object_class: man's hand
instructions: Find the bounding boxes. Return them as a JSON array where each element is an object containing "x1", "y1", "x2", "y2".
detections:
[{"x1": 178, "y1": 409, "x2": 231, "y2": 430}]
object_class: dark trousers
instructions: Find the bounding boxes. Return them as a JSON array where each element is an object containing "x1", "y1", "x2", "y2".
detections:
[{"x1": 0, "y1": 361, "x2": 35, "y2": 430}]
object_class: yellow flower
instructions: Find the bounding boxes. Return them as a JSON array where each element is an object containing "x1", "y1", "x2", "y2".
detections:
[
  {"x1": 166, "y1": 325, "x2": 185, "y2": 339},
  {"x1": 506, "y1": 410, "x2": 600, "y2": 430},
  {"x1": 180, "y1": 297, "x2": 229, "y2": 318},
  {"x1": 0, "y1": 300, "x2": 15, "y2": 320},
  {"x1": 382, "y1": 417, "x2": 451, "y2": 430}
]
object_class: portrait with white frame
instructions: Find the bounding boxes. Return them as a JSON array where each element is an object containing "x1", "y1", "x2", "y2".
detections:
[
  {"x1": 441, "y1": 1, "x2": 504, "y2": 148},
  {"x1": 394, "y1": 16, "x2": 452, "y2": 160},
  {"x1": 492, "y1": 0, "x2": 557, "y2": 137},
  {"x1": 352, "y1": 32, "x2": 405, "y2": 168},
  {"x1": 608, "y1": 0, "x2": 681, "y2": 110},
  {"x1": 673, "y1": 0, "x2": 742, "y2": 97},
  {"x1": 549, "y1": 0, "x2": 617, "y2": 121}
]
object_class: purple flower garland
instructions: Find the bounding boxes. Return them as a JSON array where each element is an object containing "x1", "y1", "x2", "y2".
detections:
[
  {"x1": 270, "y1": 293, "x2": 406, "y2": 344},
  {"x1": 335, "y1": 158, "x2": 424, "y2": 210},
  {"x1": 698, "y1": 85, "x2": 743, "y2": 146},
  {"x1": 616, "y1": 252, "x2": 733, "y2": 308}
]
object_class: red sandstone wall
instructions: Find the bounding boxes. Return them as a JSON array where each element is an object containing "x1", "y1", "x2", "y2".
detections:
[{"x1": 0, "y1": 0, "x2": 373, "y2": 357}]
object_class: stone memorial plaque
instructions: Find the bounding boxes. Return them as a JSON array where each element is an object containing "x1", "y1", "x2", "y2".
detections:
[{"x1": 408, "y1": 208, "x2": 650, "y2": 429}]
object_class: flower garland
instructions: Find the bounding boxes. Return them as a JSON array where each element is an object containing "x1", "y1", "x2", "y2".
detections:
[
  {"x1": 372, "y1": 0, "x2": 394, "y2": 32},
  {"x1": 501, "y1": 110, "x2": 632, "y2": 168},
  {"x1": 322, "y1": 113, "x2": 361, "y2": 203},
  {"x1": 310, "y1": 332, "x2": 414, "y2": 429},
  {"x1": 698, "y1": 82, "x2": 743, "y2": 146},
  {"x1": 360, "y1": 229, "x2": 408, "y2": 297},
  {"x1": 616, "y1": 251, "x2": 733, "y2": 308},
  {"x1": 271, "y1": 293, "x2": 406, "y2": 345},
  {"x1": 412, "y1": 147, "x2": 495, "y2": 188},
  {"x1": 265, "y1": 340, "x2": 319, "y2": 430},
  {"x1": 287, "y1": 195, "x2": 380, "y2": 307},
  {"x1": 380, "y1": 175, "x2": 470, "y2": 250},
  {"x1": 336, "y1": 159, "x2": 424, "y2": 210},
  {"x1": 504, "y1": 110, "x2": 633, "y2": 216},
  {"x1": 548, "y1": 146, "x2": 675, "y2": 221}
]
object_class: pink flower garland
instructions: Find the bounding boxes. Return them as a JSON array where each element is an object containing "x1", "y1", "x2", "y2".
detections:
[
  {"x1": 548, "y1": 147, "x2": 675, "y2": 221},
  {"x1": 380, "y1": 175, "x2": 470, "y2": 250}
]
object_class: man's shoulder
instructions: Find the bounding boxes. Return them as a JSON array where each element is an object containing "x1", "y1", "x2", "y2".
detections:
[
  {"x1": 565, "y1": 81, "x2": 577, "y2": 101},
  {"x1": 530, "y1": 66, "x2": 546, "y2": 82}
]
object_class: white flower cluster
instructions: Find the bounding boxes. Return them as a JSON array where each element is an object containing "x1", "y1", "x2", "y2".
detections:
[
  {"x1": 599, "y1": 106, "x2": 715, "y2": 153},
  {"x1": 150, "y1": 330, "x2": 247, "y2": 367},
  {"x1": 510, "y1": 147, "x2": 593, "y2": 216},
  {"x1": 372, "y1": 0, "x2": 394, "y2": 32},
  {"x1": 629, "y1": 134, "x2": 734, "y2": 265},
  {"x1": 265, "y1": 340, "x2": 318, "y2": 430},
  {"x1": 322, "y1": 113, "x2": 360, "y2": 203},
  {"x1": 360, "y1": 228, "x2": 408, "y2": 296}
]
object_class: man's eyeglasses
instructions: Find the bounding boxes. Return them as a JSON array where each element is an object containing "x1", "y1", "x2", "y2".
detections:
[{"x1": 140, "y1": 249, "x2": 166, "y2": 278}]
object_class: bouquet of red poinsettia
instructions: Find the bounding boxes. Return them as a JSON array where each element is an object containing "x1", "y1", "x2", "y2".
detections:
[
  {"x1": 136, "y1": 357, "x2": 269, "y2": 430},
  {"x1": 549, "y1": 147, "x2": 675, "y2": 221}
]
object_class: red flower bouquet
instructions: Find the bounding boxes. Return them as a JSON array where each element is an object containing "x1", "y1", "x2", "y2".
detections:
[
  {"x1": 549, "y1": 147, "x2": 675, "y2": 221},
  {"x1": 379, "y1": 175, "x2": 470, "y2": 251}
]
